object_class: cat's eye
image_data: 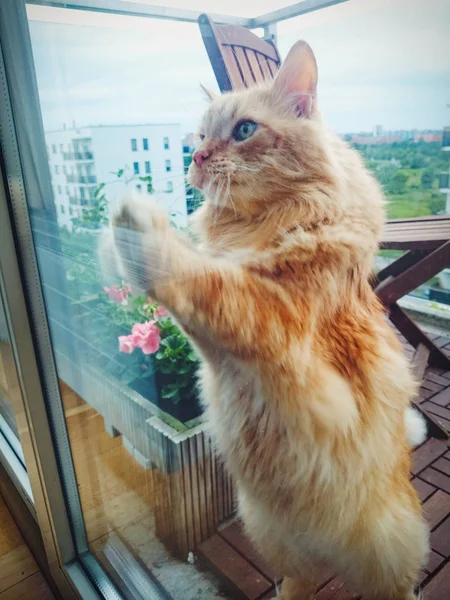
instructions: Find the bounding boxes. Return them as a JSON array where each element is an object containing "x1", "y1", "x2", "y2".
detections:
[
  {"x1": 199, "y1": 134, "x2": 205, "y2": 141},
  {"x1": 232, "y1": 120, "x2": 257, "y2": 142}
]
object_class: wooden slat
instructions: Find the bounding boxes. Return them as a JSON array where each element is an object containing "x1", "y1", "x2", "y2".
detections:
[
  {"x1": 425, "y1": 550, "x2": 445, "y2": 575},
  {"x1": 256, "y1": 53, "x2": 272, "y2": 81},
  {"x1": 420, "y1": 467, "x2": 450, "y2": 494},
  {"x1": 0, "y1": 572, "x2": 55, "y2": 600},
  {"x1": 430, "y1": 516, "x2": 450, "y2": 556},
  {"x1": 197, "y1": 534, "x2": 272, "y2": 600},
  {"x1": 423, "y1": 490, "x2": 450, "y2": 530},
  {"x1": 315, "y1": 577, "x2": 357, "y2": 599},
  {"x1": 389, "y1": 304, "x2": 450, "y2": 371},
  {"x1": 412, "y1": 439, "x2": 449, "y2": 475},
  {"x1": 433, "y1": 457, "x2": 450, "y2": 476},
  {"x1": 422, "y1": 402, "x2": 450, "y2": 424},
  {"x1": 219, "y1": 521, "x2": 279, "y2": 584},
  {"x1": 377, "y1": 241, "x2": 450, "y2": 306},
  {"x1": 426, "y1": 386, "x2": 450, "y2": 407},
  {"x1": 232, "y1": 46, "x2": 255, "y2": 87},
  {"x1": 245, "y1": 49, "x2": 265, "y2": 82},
  {"x1": 411, "y1": 477, "x2": 436, "y2": 502},
  {"x1": 375, "y1": 250, "x2": 424, "y2": 285},
  {"x1": 413, "y1": 344, "x2": 430, "y2": 382},
  {"x1": 424, "y1": 562, "x2": 450, "y2": 599},
  {"x1": 222, "y1": 46, "x2": 246, "y2": 89}
]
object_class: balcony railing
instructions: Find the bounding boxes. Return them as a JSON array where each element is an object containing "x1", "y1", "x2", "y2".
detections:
[
  {"x1": 66, "y1": 174, "x2": 96, "y2": 184},
  {"x1": 439, "y1": 173, "x2": 450, "y2": 190},
  {"x1": 443, "y1": 127, "x2": 450, "y2": 150},
  {"x1": 63, "y1": 151, "x2": 94, "y2": 161}
]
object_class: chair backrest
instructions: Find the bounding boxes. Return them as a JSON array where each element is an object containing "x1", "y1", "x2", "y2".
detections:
[{"x1": 198, "y1": 13, "x2": 281, "y2": 93}]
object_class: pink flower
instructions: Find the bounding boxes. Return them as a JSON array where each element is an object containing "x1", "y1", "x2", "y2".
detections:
[
  {"x1": 131, "y1": 320, "x2": 161, "y2": 355},
  {"x1": 154, "y1": 305, "x2": 168, "y2": 318},
  {"x1": 104, "y1": 283, "x2": 132, "y2": 304},
  {"x1": 119, "y1": 335, "x2": 136, "y2": 354}
]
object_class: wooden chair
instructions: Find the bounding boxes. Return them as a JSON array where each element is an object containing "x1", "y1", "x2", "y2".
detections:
[
  {"x1": 379, "y1": 216, "x2": 450, "y2": 372},
  {"x1": 377, "y1": 216, "x2": 450, "y2": 438},
  {"x1": 198, "y1": 13, "x2": 281, "y2": 92}
]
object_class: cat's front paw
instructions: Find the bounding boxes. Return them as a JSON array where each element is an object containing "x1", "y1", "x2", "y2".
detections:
[
  {"x1": 113, "y1": 193, "x2": 169, "y2": 236},
  {"x1": 112, "y1": 193, "x2": 169, "y2": 289}
]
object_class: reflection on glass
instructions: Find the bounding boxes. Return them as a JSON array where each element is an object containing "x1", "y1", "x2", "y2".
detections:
[
  {"x1": 26, "y1": 5, "x2": 232, "y2": 598},
  {"x1": 0, "y1": 288, "x2": 26, "y2": 466}
]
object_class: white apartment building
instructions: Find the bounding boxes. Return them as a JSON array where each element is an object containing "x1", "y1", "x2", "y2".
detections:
[{"x1": 45, "y1": 123, "x2": 187, "y2": 229}]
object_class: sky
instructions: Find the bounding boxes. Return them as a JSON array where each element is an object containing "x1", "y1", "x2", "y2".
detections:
[{"x1": 26, "y1": 0, "x2": 450, "y2": 136}]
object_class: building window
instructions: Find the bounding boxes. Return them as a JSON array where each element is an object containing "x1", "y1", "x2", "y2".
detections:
[
  {"x1": 80, "y1": 187, "x2": 85, "y2": 200},
  {"x1": 143, "y1": 138, "x2": 149, "y2": 150},
  {"x1": 65, "y1": 186, "x2": 69, "y2": 194},
  {"x1": 133, "y1": 162, "x2": 140, "y2": 175},
  {"x1": 131, "y1": 138, "x2": 137, "y2": 152},
  {"x1": 57, "y1": 185, "x2": 62, "y2": 194},
  {"x1": 167, "y1": 181, "x2": 173, "y2": 193},
  {"x1": 164, "y1": 137, "x2": 169, "y2": 150},
  {"x1": 136, "y1": 184, "x2": 142, "y2": 191},
  {"x1": 69, "y1": 207, "x2": 73, "y2": 216},
  {"x1": 147, "y1": 184, "x2": 152, "y2": 194},
  {"x1": 55, "y1": 165, "x2": 59, "y2": 174},
  {"x1": 145, "y1": 161, "x2": 151, "y2": 174},
  {"x1": 59, "y1": 143, "x2": 64, "y2": 152},
  {"x1": 52, "y1": 144, "x2": 57, "y2": 154},
  {"x1": 60, "y1": 205, "x2": 65, "y2": 214},
  {"x1": 63, "y1": 165, "x2": 67, "y2": 174},
  {"x1": 165, "y1": 159, "x2": 171, "y2": 172}
]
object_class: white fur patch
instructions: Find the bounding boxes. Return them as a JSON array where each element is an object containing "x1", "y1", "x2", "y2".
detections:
[{"x1": 404, "y1": 406, "x2": 427, "y2": 448}]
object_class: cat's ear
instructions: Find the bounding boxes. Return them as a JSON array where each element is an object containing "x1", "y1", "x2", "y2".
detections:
[
  {"x1": 272, "y1": 41, "x2": 318, "y2": 117},
  {"x1": 200, "y1": 83, "x2": 217, "y2": 103}
]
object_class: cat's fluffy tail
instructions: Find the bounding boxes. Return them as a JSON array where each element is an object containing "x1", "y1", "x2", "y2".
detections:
[{"x1": 404, "y1": 406, "x2": 427, "y2": 448}]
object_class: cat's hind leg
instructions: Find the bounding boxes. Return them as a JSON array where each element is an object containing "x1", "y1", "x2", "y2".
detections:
[{"x1": 338, "y1": 495, "x2": 428, "y2": 600}]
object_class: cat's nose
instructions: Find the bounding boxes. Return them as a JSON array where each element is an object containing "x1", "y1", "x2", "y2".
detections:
[{"x1": 193, "y1": 149, "x2": 210, "y2": 168}]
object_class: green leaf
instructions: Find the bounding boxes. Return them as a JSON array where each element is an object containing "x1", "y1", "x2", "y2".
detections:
[
  {"x1": 161, "y1": 385, "x2": 180, "y2": 399},
  {"x1": 94, "y1": 183, "x2": 105, "y2": 198}
]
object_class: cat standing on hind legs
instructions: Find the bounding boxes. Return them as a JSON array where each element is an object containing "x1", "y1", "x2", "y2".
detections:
[{"x1": 106, "y1": 40, "x2": 429, "y2": 600}]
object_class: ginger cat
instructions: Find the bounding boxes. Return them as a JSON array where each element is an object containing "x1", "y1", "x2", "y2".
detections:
[{"x1": 107, "y1": 41, "x2": 428, "y2": 599}]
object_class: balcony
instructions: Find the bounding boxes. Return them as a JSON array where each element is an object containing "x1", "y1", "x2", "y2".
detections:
[
  {"x1": 443, "y1": 127, "x2": 450, "y2": 151},
  {"x1": 7, "y1": 2, "x2": 450, "y2": 600},
  {"x1": 66, "y1": 174, "x2": 96, "y2": 184},
  {"x1": 439, "y1": 173, "x2": 450, "y2": 191},
  {"x1": 62, "y1": 151, "x2": 94, "y2": 161}
]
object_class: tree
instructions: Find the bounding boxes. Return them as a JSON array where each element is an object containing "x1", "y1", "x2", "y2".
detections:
[
  {"x1": 428, "y1": 193, "x2": 445, "y2": 215},
  {"x1": 386, "y1": 171, "x2": 408, "y2": 195},
  {"x1": 421, "y1": 170, "x2": 435, "y2": 190},
  {"x1": 410, "y1": 155, "x2": 426, "y2": 169}
]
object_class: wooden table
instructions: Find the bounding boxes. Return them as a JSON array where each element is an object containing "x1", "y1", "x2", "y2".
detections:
[{"x1": 377, "y1": 216, "x2": 450, "y2": 439}]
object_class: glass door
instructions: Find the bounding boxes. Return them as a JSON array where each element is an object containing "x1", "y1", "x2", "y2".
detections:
[{"x1": 1, "y1": 2, "x2": 233, "y2": 599}]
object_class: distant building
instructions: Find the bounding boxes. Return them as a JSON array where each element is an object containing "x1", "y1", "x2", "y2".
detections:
[
  {"x1": 45, "y1": 123, "x2": 186, "y2": 229},
  {"x1": 346, "y1": 127, "x2": 442, "y2": 146},
  {"x1": 182, "y1": 133, "x2": 197, "y2": 214},
  {"x1": 414, "y1": 132, "x2": 443, "y2": 143}
]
